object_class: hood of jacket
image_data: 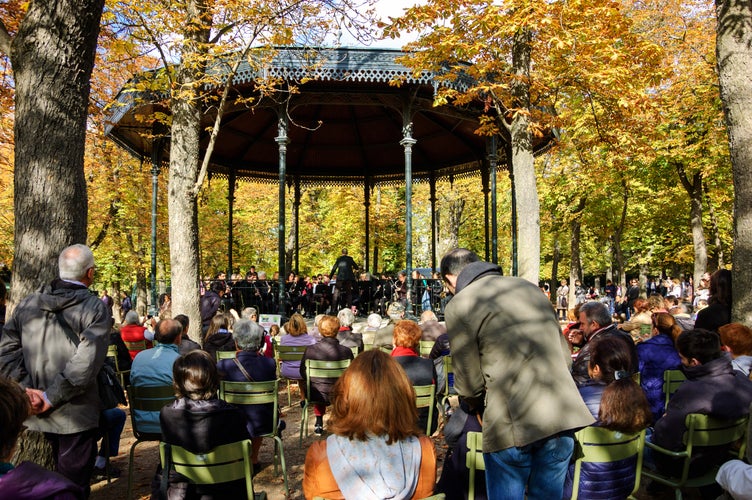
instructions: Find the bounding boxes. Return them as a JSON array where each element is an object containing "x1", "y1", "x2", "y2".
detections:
[
  {"x1": 681, "y1": 355, "x2": 734, "y2": 381},
  {"x1": 454, "y1": 261, "x2": 503, "y2": 295},
  {"x1": 34, "y1": 279, "x2": 94, "y2": 314}
]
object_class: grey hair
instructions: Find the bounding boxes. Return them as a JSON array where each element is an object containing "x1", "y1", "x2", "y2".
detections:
[
  {"x1": 241, "y1": 307, "x2": 258, "y2": 320},
  {"x1": 257, "y1": 271, "x2": 267, "y2": 279},
  {"x1": 580, "y1": 301, "x2": 613, "y2": 327},
  {"x1": 233, "y1": 319, "x2": 265, "y2": 351},
  {"x1": 367, "y1": 313, "x2": 382, "y2": 328},
  {"x1": 58, "y1": 244, "x2": 94, "y2": 281},
  {"x1": 337, "y1": 308, "x2": 355, "y2": 327},
  {"x1": 420, "y1": 310, "x2": 438, "y2": 323},
  {"x1": 124, "y1": 310, "x2": 140, "y2": 325}
]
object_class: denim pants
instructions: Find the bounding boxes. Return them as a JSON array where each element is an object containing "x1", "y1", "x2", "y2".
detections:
[{"x1": 484, "y1": 431, "x2": 575, "y2": 500}]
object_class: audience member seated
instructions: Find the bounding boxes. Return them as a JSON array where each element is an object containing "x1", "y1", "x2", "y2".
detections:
[
  {"x1": 154, "y1": 350, "x2": 252, "y2": 498},
  {"x1": 373, "y1": 301, "x2": 405, "y2": 350},
  {"x1": 120, "y1": 310, "x2": 152, "y2": 360},
  {"x1": 716, "y1": 459, "x2": 752, "y2": 499},
  {"x1": 202, "y1": 314, "x2": 235, "y2": 360},
  {"x1": 564, "y1": 336, "x2": 652, "y2": 499},
  {"x1": 391, "y1": 320, "x2": 439, "y2": 435},
  {"x1": 216, "y1": 319, "x2": 278, "y2": 474},
  {"x1": 279, "y1": 313, "x2": 316, "y2": 380},
  {"x1": 303, "y1": 349, "x2": 437, "y2": 499},
  {"x1": 718, "y1": 323, "x2": 752, "y2": 377},
  {"x1": 570, "y1": 302, "x2": 638, "y2": 386},
  {"x1": 618, "y1": 298, "x2": 653, "y2": 343},
  {"x1": 669, "y1": 302, "x2": 695, "y2": 331},
  {"x1": 418, "y1": 310, "x2": 446, "y2": 341},
  {"x1": 130, "y1": 318, "x2": 183, "y2": 434},
  {"x1": 637, "y1": 312, "x2": 683, "y2": 423},
  {"x1": 436, "y1": 398, "x2": 485, "y2": 500},
  {"x1": 362, "y1": 313, "x2": 383, "y2": 345},
  {"x1": 694, "y1": 269, "x2": 732, "y2": 333},
  {"x1": 335, "y1": 308, "x2": 363, "y2": 352},
  {"x1": 300, "y1": 315, "x2": 354, "y2": 436},
  {"x1": 649, "y1": 328, "x2": 752, "y2": 480},
  {"x1": 174, "y1": 314, "x2": 201, "y2": 355},
  {"x1": 0, "y1": 376, "x2": 83, "y2": 499},
  {"x1": 92, "y1": 407, "x2": 127, "y2": 482}
]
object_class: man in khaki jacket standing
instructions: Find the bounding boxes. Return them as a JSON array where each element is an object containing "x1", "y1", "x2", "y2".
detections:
[{"x1": 440, "y1": 248, "x2": 593, "y2": 499}]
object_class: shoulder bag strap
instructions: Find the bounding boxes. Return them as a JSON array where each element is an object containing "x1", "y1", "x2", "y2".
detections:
[
  {"x1": 232, "y1": 356, "x2": 254, "y2": 382},
  {"x1": 55, "y1": 311, "x2": 80, "y2": 347}
]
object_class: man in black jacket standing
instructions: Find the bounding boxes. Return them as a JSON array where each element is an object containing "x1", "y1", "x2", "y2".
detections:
[{"x1": 329, "y1": 249, "x2": 358, "y2": 310}]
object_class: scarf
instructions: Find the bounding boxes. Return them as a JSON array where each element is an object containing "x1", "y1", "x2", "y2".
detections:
[
  {"x1": 326, "y1": 433, "x2": 422, "y2": 500},
  {"x1": 391, "y1": 346, "x2": 418, "y2": 357}
]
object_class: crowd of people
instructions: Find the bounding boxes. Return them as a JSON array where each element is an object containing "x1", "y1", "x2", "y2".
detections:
[{"x1": 1, "y1": 244, "x2": 752, "y2": 500}]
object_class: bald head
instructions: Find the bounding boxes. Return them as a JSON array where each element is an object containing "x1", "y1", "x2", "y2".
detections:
[
  {"x1": 59, "y1": 244, "x2": 95, "y2": 286},
  {"x1": 155, "y1": 318, "x2": 183, "y2": 344}
]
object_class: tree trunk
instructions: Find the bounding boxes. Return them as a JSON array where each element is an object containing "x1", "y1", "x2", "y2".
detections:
[
  {"x1": 613, "y1": 176, "x2": 629, "y2": 289},
  {"x1": 510, "y1": 27, "x2": 540, "y2": 284},
  {"x1": 676, "y1": 164, "x2": 708, "y2": 290},
  {"x1": 443, "y1": 191, "x2": 463, "y2": 251},
  {"x1": 704, "y1": 181, "x2": 725, "y2": 268},
  {"x1": 5, "y1": 0, "x2": 104, "y2": 312},
  {"x1": 551, "y1": 237, "x2": 560, "y2": 305},
  {"x1": 716, "y1": 0, "x2": 752, "y2": 324},
  {"x1": 568, "y1": 197, "x2": 585, "y2": 307},
  {"x1": 136, "y1": 268, "x2": 148, "y2": 317},
  {"x1": 168, "y1": 0, "x2": 211, "y2": 343}
]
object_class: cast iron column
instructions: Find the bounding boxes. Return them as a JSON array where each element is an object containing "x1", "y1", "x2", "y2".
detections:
[
  {"x1": 481, "y1": 166, "x2": 490, "y2": 261},
  {"x1": 429, "y1": 173, "x2": 437, "y2": 273},
  {"x1": 364, "y1": 179, "x2": 371, "y2": 274},
  {"x1": 150, "y1": 138, "x2": 162, "y2": 316},
  {"x1": 401, "y1": 121, "x2": 416, "y2": 315},
  {"x1": 294, "y1": 177, "x2": 300, "y2": 273},
  {"x1": 227, "y1": 170, "x2": 235, "y2": 277},
  {"x1": 487, "y1": 136, "x2": 499, "y2": 265},
  {"x1": 276, "y1": 115, "x2": 289, "y2": 314}
]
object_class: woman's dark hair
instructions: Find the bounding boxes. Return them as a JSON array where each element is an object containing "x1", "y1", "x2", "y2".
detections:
[
  {"x1": 0, "y1": 376, "x2": 31, "y2": 459},
  {"x1": 173, "y1": 350, "x2": 219, "y2": 401},
  {"x1": 590, "y1": 337, "x2": 652, "y2": 433},
  {"x1": 676, "y1": 329, "x2": 722, "y2": 364},
  {"x1": 708, "y1": 269, "x2": 732, "y2": 306}
]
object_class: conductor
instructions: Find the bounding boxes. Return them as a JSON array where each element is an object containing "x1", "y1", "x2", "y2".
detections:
[{"x1": 329, "y1": 249, "x2": 359, "y2": 310}]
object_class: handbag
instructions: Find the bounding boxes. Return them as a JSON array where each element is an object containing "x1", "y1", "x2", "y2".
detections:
[{"x1": 56, "y1": 311, "x2": 128, "y2": 409}]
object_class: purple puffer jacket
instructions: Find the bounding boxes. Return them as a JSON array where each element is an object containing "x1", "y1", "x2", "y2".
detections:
[
  {"x1": 563, "y1": 454, "x2": 639, "y2": 499},
  {"x1": 637, "y1": 333, "x2": 682, "y2": 423},
  {"x1": 0, "y1": 461, "x2": 83, "y2": 500}
]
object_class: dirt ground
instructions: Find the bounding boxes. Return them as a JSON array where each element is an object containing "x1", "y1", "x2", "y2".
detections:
[{"x1": 89, "y1": 386, "x2": 451, "y2": 500}]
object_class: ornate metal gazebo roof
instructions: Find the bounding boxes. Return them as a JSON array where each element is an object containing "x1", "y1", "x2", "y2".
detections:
[{"x1": 106, "y1": 46, "x2": 543, "y2": 186}]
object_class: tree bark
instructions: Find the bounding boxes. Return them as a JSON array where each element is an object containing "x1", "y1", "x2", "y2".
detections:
[
  {"x1": 510, "y1": 27, "x2": 540, "y2": 284},
  {"x1": 716, "y1": 0, "x2": 752, "y2": 324},
  {"x1": 704, "y1": 181, "x2": 725, "y2": 268},
  {"x1": 551, "y1": 237, "x2": 560, "y2": 305},
  {"x1": 676, "y1": 163, "x2": 708, "y2": 290},
  {"x1": 4, "y1": 0, "x2": 104, "y2": 311},
  {"x1": 168, "y1": 0, "x2": 211, "y2": 343},
  {"x1": 568, "y1": 197, "x2": 585, "y2": 307},
  {"x1": 613, "y1": 176, "x2": 629, "y2": 289}
]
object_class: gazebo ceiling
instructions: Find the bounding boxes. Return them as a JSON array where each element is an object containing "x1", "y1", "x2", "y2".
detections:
[{"x1": 106, "y1": 47, "x2": 552, "y2": 186}]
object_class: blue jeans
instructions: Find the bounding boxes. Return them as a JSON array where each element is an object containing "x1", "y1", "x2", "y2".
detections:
[{"x1": 484, "y1": 431, "x2": 575, "y2": 500}]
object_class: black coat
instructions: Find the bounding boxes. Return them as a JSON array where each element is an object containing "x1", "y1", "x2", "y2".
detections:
[{"x1": 300, "y1": 337, "x2": 353, "y2": 404}]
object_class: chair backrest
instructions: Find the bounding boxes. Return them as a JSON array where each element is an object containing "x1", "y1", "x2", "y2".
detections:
[
  {"x1": 682, "y1": 413, "x2": 747, "y2": 451},
  {"x1": 663, "y1": 369, "x2": 687, "y2": 407},
  {"x1": 350, "y1": 345, "x2": 359, "y2": 357},
  {"x1": 160, "y1": 440, "x2": 256, "y2": 500},
  {"x1": 413, "y1": 383, "x2": 436, "y2": 435},
  {"x1": 127, "y1": 385, "x2": 176, "y2": 439},
  {"x1": 419, "y1": 340, "x2": 435, "y2": 357},
  {"x1": 465, "y1": 431, "x2": 485, "y2": 500},
  {"x1": 124, "y1": 339, "x2": 148, "y2": 351},
  {"x1": 216, "y1": 350, "x2": 237, "y2": 361},
  {"x1": 107, "y1": 344, "x2": 120, "y2": 371},
  {"x1": 570, "y1": 426, "x2": 645, "y2": 500},
  {"x1": 443, "y1": 355, "x2": 454, "y2": 394},
  {"x1": 305, "y1": 358, "x2": 351, "y2": 397},
  {"x1": 274, "y1": 344, "x2": 308, "y2": 375},
  {"x1": 219, "y1": 379, "x2": 279, "y2": 435}
]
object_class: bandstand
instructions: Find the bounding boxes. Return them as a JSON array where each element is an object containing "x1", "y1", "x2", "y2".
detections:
[{"x1": 106, "y1": 46, "x2": 552, "y2": 314}]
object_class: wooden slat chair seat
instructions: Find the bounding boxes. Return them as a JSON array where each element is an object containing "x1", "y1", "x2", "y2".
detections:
[
  {"x1": 159, "y1": 440, "x2": 267, "y2": 500},
  {"x1": 274, "y1": 344, "x2": 309, "y2": 407},
  {"x1": 126, "y1": 385, "x2": 175, "y2": 500},
  {"x1": 642, "y1": 413, "x2": 748, "y2": 499},
  {"x1": 569, "y1": 426, "x2": 645, "y2": 500},
  {"x1": 300, "y1": 358, "x2": 351, "y2": 445},
  {"x1": 219, "y1": 379, "x2": 288, "y2": 495}
]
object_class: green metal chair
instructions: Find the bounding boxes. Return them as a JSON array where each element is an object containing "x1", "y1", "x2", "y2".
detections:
[
  {"x1": 663, "y1": 369, "x2": 687, "y2": 408},
  {"x1": 300, "y1": 358, "x2": 351, "y2": 445},
  {"x1": 219, "y1": 379, "x2": 288, "y2": 495},
  {"x1": 466, "y1": 431, "x2": 485, "y2": 500},
  {"x1": 106, "y1": 344, "x2": 129, "y2": 387},
  {"x1": 216, "y1": 350, "x2": 237, "y2": 361},
  {"x1": 274, "y1": 344, "x2": 308, "y2": 407},
  {"x1": 441, "y1": 355, "x2": 455, "y2": 414},
  {"x1": 642, "y1": 413, "x2": 747, "y2": 500},
  {"x1": 419, "y1": 340, "x2": 435, "y2": 357},
  {"x1": 159, "y1": 439, "x2": 267, "y2": 500},
  {"x1": 126, "y1": 384, "x2": 176, "y2": 500},
  {"x1": 414, "y1": 382, "x2": 437, "y2": 436},
  {"x1": 314, "y1": 494, "x2": 445, "y2": 499},
  {"x1": 569, "y1": 426, "x2": 646, "y2": 500}
]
